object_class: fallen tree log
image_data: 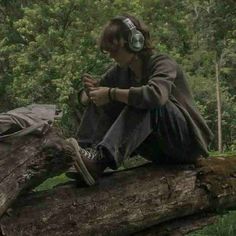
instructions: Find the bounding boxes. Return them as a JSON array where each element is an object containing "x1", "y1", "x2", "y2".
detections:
[
  {"x1": 0, "y1": 156, "x2": 236, "y2": 236},
  {"x1": 0, "y1": 129, "x2": 71, "y2": 218},
  {"x1": 135, "y1": 212, "x2": 218, "y2": 236}
]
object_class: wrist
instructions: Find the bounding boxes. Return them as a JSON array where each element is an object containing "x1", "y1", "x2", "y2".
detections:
[
  {"x1": 108, "y1": 88, "x2": 117, "y2": 102},
  {"x1": 111, "y1": 88, "x2": 117, "y2": 101}
]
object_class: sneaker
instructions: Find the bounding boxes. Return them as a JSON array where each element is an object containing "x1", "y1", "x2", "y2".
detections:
[{"x1": 66, "y1": 138, "x2": 107, "y2": 186}]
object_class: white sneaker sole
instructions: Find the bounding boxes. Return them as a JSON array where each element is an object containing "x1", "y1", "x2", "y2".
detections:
[{"x1": 66, "y1": 138, "x2": 96, "y2": 186}]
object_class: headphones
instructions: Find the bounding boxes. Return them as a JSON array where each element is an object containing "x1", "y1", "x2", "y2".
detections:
[{"x1": 112, "y1": 16, "x2": 145, "y2": 52}]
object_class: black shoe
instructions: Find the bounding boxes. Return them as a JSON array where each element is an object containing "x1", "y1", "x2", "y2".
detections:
[{"x1": 66, "y1": 138, "x2": 108, "y2": 186}]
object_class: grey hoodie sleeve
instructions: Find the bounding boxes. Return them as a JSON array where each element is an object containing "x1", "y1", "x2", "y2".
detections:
[{"x1": 128, "y1": 55, "x2": 177, "y2": 109}]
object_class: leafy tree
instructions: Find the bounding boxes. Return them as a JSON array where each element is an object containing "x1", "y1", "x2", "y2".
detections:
[{"x1": 0, "y1": 0, "x2": 235, "y2": 149}]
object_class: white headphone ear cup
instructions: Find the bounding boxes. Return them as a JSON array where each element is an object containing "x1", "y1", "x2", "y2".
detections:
[{"x1": 129, "y1": 31, "x2": 145, "y2": 52}]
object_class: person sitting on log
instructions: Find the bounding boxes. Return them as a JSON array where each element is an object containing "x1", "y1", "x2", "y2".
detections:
[{"x1": 60, "y1": 14, "x2": 213, "y2": 186}]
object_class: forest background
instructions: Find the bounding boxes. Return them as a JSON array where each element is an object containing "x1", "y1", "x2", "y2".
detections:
[
  {"x1": 0, "y1": 0, "x2": 236, "y2": 235},
  {"x1": 0, "y1": 0, "x2": 235, "y2": 153}
]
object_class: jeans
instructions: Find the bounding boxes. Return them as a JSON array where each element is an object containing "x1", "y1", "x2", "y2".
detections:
[{"x1": 77, "y1": 101, "x2": 200, "y2": 169}]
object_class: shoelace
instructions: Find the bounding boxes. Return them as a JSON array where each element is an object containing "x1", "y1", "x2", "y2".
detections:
[
  {"x1": 64, "y1": 141, "x2": 103, "y2": 161},
  {"x1": 64, "y1": 143, "x2": 76, "y2": 158},
  {"x1": 80, "y1": 148, "x2": 98, "y2": 160}
]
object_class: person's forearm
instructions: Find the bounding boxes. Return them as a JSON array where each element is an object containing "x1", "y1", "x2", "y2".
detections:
[{"x1": 113, "y1": 88, "x2": 129, "y2": 104}]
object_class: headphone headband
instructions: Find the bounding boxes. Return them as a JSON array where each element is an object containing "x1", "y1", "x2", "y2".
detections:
[{"x1": 123, "y1": 18, "x2": 136, "y2": 31}]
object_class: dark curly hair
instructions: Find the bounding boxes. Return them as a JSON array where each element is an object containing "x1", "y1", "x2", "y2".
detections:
[{"x1": 99, "y1": 14, "x2": 153, "y2": 56}]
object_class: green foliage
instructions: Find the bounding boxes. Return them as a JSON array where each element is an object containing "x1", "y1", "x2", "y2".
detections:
[
  {"x1": 187, "y1": 211, "x2": 236, "y2": 236},
  {"x1": 34, "y1": 173, "x2": 70, "y2": 192},
  {"x1": 0, "y1": 0, "x2": 235, "y2": 149}
]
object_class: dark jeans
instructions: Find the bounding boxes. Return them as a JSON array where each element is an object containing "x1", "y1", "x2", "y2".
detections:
[{"x1": 77, "y1": 101, "x2": 200, "y2": 169}]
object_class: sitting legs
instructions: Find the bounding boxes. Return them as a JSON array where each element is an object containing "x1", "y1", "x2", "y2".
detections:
[{"x1": 44, "y1": 101, "x2": 200, "y2": 186}]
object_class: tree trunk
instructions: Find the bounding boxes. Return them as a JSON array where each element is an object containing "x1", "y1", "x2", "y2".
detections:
[
  {"x1": 0, "y1": 129, "x2": 71, "y2": 218},
  {"x1": 216, "y1": 60, "x2": 222, "y2": 152},
  {"x1": 0, "y1": 156, "x2": 236, "y2": 236}
]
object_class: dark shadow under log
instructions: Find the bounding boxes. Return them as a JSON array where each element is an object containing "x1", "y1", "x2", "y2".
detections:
[{"x1": 0, "y1": 156, "x2": 236, "y2": 236}]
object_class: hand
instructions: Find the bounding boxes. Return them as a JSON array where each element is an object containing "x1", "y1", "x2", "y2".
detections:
[
  {"x1": 89, "y1": 87, "x2": 110, "y2": 106},
  {"x1": 82, "y1": 73, "x2": 99, "y2": 96}
]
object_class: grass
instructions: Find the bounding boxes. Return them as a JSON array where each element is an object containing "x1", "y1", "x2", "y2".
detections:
[
  {"x1": 209, "y1": 151, "x2": 236, "y2": 157},
  {"x1": 187, "y1": 211, "x2": 236, "y2": 236},
  {"x1": 34, "y1": 173, "x2": 70, "y2": 192}
]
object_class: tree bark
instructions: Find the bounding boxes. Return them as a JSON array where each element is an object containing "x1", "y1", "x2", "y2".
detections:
[
  {"x1": 134, "y1": 212, "x2": 218, "y2": 236},
  {"x1": 0, "y1": 128, "x2": 71, "y2": 218},
  {"x1": 0, "y1": 156, "x2": 236, "y2": 236},
  {"x1": 216, "y1": 60, "x2": 222, "y2": 152}
]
